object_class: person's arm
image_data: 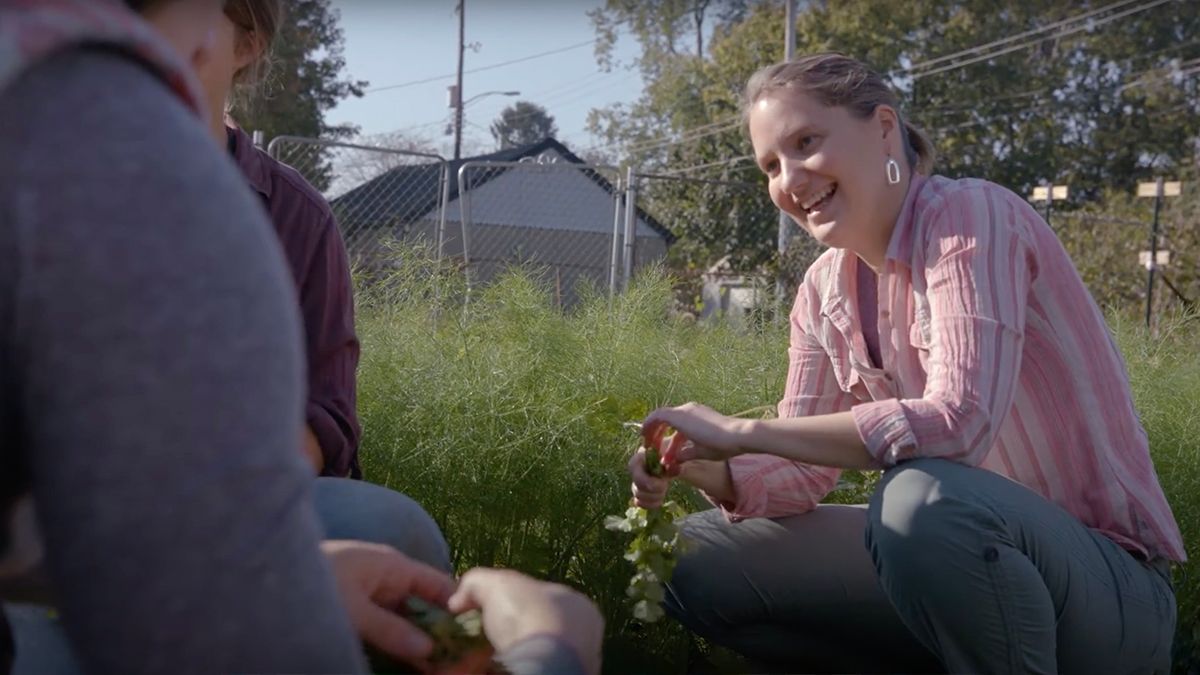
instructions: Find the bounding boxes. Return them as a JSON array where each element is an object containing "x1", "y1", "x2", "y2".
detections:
[
  {"x1": 299, "y1": 214, "x2": 361, "y2": 477},
  {"x1": 3, "y1": 51, "x2": 364, "y2": 673},
  {"x1": 850, "y1": 186, "x2": 1036, "y2": 467},
  {"x1": 652, "y1": 187, "x2": 1037, "y2": 472},
  {"x1": 321, "y1": 541, "x2": 456, "y2": 667},
  {"x1": 697, "y1": 280, "x2": 848, "y2": 519}
]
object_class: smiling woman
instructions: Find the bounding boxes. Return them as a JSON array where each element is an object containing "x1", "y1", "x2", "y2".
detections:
[
  {"x1": 745, "y1": 55, "x2": 934, "y2": 264},
  {"x1": 629, "y1": 52, "x2": 1184, "y2": 674}
]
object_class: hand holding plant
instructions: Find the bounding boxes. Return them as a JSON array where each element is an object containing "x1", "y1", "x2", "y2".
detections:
[{"x1": 605, "y1": 423, "x2": 689, "y2": 623}]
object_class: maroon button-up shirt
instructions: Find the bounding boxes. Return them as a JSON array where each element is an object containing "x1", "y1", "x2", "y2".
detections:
[{"x1": 227, "y1": 125, "x2": 362, "y2": 478}]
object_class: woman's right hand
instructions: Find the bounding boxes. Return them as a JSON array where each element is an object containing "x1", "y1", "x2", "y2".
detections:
[{"x1": 627, "y1": 446, "x2": 677, "y2": 509}]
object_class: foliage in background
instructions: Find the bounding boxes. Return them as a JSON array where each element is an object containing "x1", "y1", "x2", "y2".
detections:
[
  {"x1": 1056, "y1": 162, "x2": 1199, "y2": 315},
  {"x1": 232, "y1": 0, "x2": 366, "y2": 190},
  {"x1": 1114, "y1": 310, "x2": 1200, "y2": 674},
  {"x1": 586, "y1": 0, "x2": 1199, "y2": 292},
  {"x1": 490, "y1": 101, "x2": 560, "y2": 150},
  {"x1": 354, "y1": 248, "x2": 1198, "y2": 673}
]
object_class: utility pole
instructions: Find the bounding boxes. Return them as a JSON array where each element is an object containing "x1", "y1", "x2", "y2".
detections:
[
  {"x1": 1145, "y1": 177, "x2": 1163, "y2": 329},
  {"x1": 775, "y1": 0, "x2": 796, "y2": 319},
  {"x1": 1136, "y1": 178, "x2": 1182, "y2": 329},
  {"x1": 1029, "y1": 184, "x2": 1068, "y2": 228},
  {"x1": 453, "y1": 0, "x2": 466, "y2": 160}
]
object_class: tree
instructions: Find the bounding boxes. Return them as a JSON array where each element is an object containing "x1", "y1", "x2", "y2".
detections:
[
  {"x1": 587, "y1": 0, "x2": 1200, "y2": 292},
  {"x1": 588, "y1": 0, "x2": 750, "y2": 72},
  {"x1": 231, "y1": 0, "x2": 367, "y2": 190},
  {"x1": 489, "y1": 101, "x2": 559, "y2": 150}
]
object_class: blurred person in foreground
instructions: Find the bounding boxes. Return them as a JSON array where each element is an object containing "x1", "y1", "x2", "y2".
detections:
[{"x1": 156, "y1": 0, "x2": 452, "y2": 570}]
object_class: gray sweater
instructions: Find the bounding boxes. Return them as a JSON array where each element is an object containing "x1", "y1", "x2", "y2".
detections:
[
  {"x1": 0, "y1": 50, "x2": 365, "y2": 673},
  {"x1": 0, "y1": 47, "x2": 588, "y2": 675}
]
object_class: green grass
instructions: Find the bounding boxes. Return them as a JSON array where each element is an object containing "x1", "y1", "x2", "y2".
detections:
[
  {"x1": 1113, "y1": 312, "x2": 1200, "y2": 673},
  {"x1": 354, "y1": 248, "x2": 1199, "y2": 673}
]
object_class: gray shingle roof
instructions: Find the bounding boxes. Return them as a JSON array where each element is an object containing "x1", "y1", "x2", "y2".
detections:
[{"x1": 329, "y1": 137, "x2": 674, "y2": 243}]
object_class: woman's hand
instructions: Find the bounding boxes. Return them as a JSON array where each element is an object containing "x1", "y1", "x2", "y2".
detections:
[
  {"x1": 321, "y1": 540, "x2": 456, "y2": 669},
  {"x1": 444, "y1": 568, "x2": 604, "y2": 675},
  {"x1": 627, "y1": 445, "x2": 676, "y2": 509},
  {"x1": 642, "y1": 403, "x2": 752, "y2": 471}
]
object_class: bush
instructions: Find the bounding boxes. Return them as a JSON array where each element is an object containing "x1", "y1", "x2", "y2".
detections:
[{"x1": 355, "y1": 248, "x2": 1197, "y2": 673}]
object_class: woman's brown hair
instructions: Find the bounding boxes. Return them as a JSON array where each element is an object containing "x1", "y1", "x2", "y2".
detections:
[
  {"x1": 223, "y1": 0, "x2": 284, "y2": 95},
  {"x1": 743, "y1": 52, "x2": 936, "y2": 175}
]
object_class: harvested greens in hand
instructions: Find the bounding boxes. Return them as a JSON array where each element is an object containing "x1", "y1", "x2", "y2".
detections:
[
  {"x1": 404, "y1": 597, "x2": 492, "y2": 666},
  {"x1": 604, "y1": 425, "x2": 688, "y2": 623}
]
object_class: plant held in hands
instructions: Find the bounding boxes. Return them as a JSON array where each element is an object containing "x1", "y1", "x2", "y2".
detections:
[
  {"x1": 604, "y1": 423, "x2": 688, "y2": 623},
  {"x1": 404, "y1": 597, "x2": 496, "y2": 670}
]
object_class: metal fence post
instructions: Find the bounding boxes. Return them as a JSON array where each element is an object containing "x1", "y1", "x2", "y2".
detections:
[
  {"x1": 1145, "y1": 177, "x2": 1164, "y2": 328},
  {"x1": 609, "y1": 176, "x2": 624, "y2": 298},
  {"x1": 436, "y1": 162, "x2": 451, "y2": 263},
  {"x1": 457, "y1": 163, "x2": 475, "y2": 304},
  {"x1": 622, "y1": 167, "x2": 638, "y2": 291}
]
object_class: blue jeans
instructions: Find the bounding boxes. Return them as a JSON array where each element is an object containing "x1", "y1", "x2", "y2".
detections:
[
  {"x1": 311, "y1": 477, "x2": 451, "y2": 572},
  {"x1": 3, "y1": 477, "x2": 449, "y2": 674},
  {"x1": 666, "y1": 459, "x2": 1176, "y2": 674}
]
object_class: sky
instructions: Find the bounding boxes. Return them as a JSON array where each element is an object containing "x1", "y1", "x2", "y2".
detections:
[{"x1": 327, "y1": 0, "x2": 646, "y2": 158}]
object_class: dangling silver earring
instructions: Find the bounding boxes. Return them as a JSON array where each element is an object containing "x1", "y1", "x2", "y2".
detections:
[{"x1": 886, "y1": 157, "x2": 901, "y2": 185}]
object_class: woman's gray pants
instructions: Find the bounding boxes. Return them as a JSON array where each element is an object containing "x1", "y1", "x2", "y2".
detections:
[{"x1": 665, "y1": 458, "x2": 1176, "y2": 674}]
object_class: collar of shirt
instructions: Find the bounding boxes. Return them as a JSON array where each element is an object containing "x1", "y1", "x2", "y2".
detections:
[
  {"x1": 816, "y1": 171, "x2": 926, "y2": 329},
  {"x1": 226, "y1": 124, "x2": 274, "y2": 200}
]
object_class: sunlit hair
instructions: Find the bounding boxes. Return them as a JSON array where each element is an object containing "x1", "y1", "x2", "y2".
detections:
[
  {"x1": 743, "y1": 52, "x2": 935, "y2": 175},
  {"x1": 224, "y1": 0, "x2": 283, "y2": 108}
]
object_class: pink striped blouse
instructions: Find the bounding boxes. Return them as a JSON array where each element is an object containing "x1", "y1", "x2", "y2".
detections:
[{"x1": 725, "y1": 174, "x2": 1185, "y2": 562}]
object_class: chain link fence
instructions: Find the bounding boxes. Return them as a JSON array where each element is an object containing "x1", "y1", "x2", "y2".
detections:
[
  {"x1": 265, "y1": 138, "x2": 677, "y2": 309},
  {"x1": 455, "y1": 155, "x2": 670, "y2": 309},
  {"x1": 629, "y1": 171, "x2": 821, "y2": 323},
  {"x1": 258, "y1": 134, "x2": 1197, "y2": 323},
  {"x1": 267, "y1": 136, "x2": 452, "y2": 269}
]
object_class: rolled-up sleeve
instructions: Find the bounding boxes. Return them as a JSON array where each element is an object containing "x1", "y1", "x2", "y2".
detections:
[
  {"x1": 719, "y1": 280, "x2": 846, "y2": 520},
  {"x1": 300, "y1": 215, "x2": 361, "y2": 478},
  {"x1": 853, "y1": 187, "x2": 1037, "y2": 467}
]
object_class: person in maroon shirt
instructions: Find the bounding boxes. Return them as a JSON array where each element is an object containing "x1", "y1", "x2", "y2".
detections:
[{"x1": 192, "y1": 0, "x2": 450, "y2": 570}]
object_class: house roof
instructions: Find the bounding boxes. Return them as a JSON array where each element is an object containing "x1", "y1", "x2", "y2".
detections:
[{"x1": 328, "y1": 137, "x2": 675, "y2": 244}]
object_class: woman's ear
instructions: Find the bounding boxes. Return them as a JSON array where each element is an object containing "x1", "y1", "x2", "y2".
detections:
[
  {"x1": 875, "y1": 104, "x2": 902, "y2": 154},
  {"x1": 876, "y1": 105, "x2": 900, "y2": 139}
]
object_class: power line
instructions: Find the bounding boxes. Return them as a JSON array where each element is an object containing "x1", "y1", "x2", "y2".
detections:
[
  {"x1": 657, "y1": 154, "x2": 756, "y2": 176},
  {"x1": 897, "y1": 0, "x2": 1142, "y2": 76},
  {"x1": 475, "y1": 71, "x2": 641, "y2": 128},
  {"x1": 359, "y1": 0, "x2": 731, "y2": 97},
  {"x1": 909, "y1": 0, "x2": 1174, "y2": 80},
  {"x1": 1117, "y1": 59, "x2": 1200, "y2": 93},
  {"x1": 364, "y1": 39, "x2": 599, "y2": 94},
  {"x1": 579, "y1": 116, "x2": 742, "y2": 156},
  {"x1": 917, "y1": 60, "x2": 1198, "y2": 129},
  {"x1": 920, "y1": 39, "x2": 1200, "y2": 121},
  {"x1": 585, "y1": 2, "x2": 1169, "y2": 159}
]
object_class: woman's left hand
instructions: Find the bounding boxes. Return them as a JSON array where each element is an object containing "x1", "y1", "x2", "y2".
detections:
[{"x1": 641, "y1": 403, "x2": 750, "y2": 470}]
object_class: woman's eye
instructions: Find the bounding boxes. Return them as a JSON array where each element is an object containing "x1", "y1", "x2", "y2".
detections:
[{"x1": 798, "y1": 135, "x2": 814, "y2": 150}]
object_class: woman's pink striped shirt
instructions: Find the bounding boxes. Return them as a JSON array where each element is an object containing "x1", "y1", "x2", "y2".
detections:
[{"x1": 724, "y1": 174, "x2": 1185, "y2": 562}]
